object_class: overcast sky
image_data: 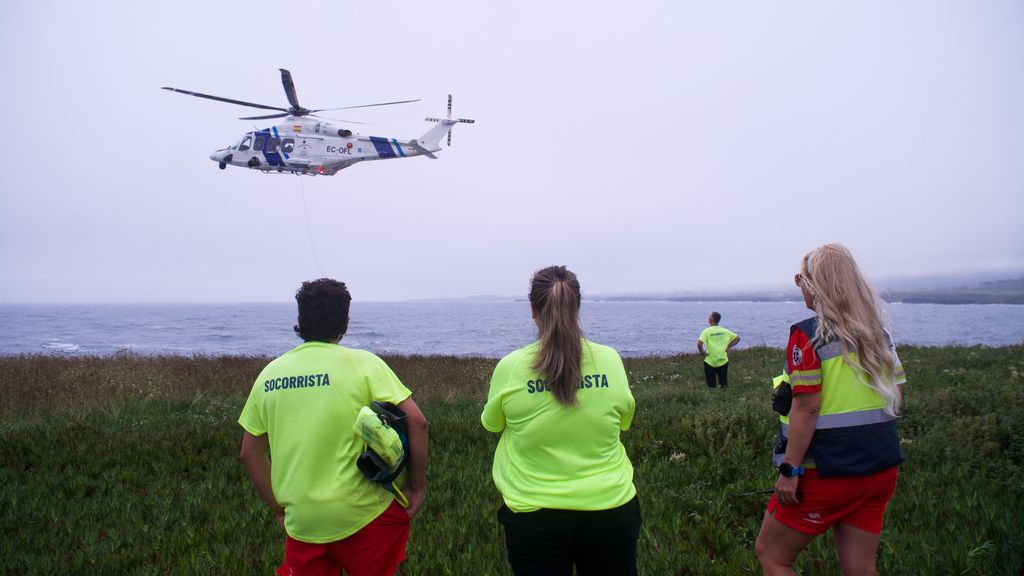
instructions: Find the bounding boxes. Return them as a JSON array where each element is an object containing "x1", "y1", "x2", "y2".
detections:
[{"x1": 1, "y1": 1, "x2": 1021, "y2": 303}]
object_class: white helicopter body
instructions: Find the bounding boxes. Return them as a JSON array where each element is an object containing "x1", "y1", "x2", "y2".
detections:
[{"x1": 208, "y1": 115, "x2": 460, "y2": 176}]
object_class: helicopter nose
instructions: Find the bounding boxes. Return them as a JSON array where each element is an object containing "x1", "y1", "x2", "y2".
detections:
[{"x1": 210, "y1": 149, "x2": 233, "y2": 163}]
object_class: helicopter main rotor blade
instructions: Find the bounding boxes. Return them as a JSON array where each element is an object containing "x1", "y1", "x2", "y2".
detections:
[
  {"x1": 308, "y1": 114, "x2": 370, "y2": 125},
  {"x1": 280, "y1": 69, "x2": 301, "y2": 110},
  {"x1": 238, "y1": 111, "x2": 371, "y2": 124},
  {"x1": 161, "y1": 87, "x2": 287, "y2": 112},
  {"x1": 311, "y1": 99, "x2": 421, "y2": 113},
  {"x1": 239, "y1": 112, "x2": 291, "y2": 120}
]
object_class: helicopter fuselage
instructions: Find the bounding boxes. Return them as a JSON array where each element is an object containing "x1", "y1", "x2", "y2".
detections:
[{"x1": 210, "y1": 116, "x2": 442, "y2": 176}]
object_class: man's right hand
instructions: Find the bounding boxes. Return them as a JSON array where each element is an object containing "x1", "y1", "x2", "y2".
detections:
[{"x1": 403, "y1": 487, "x2": 425, "y2": 518}]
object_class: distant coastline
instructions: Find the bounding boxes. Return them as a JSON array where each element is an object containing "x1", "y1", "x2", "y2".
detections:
[
  {"x1": 589, "y1": 277, "x2": 1024, "y2": 306},
  {"x1": 883, "y1": 277, "x2": 1024, "y2": 305}
]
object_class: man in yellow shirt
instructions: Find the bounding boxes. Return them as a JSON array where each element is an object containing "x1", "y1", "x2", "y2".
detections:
[
  {"x1": 239, "y1": 278, "x2": 429, "y2": 576},
  {"x1": 697, "y1": 311, "x2": 740, "y2": 389}
]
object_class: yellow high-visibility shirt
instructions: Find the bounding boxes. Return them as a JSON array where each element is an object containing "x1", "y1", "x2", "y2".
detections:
[
  {"x1": 699, "y1": 326, "x2": 737, "y2": 367},
  {"x1": 239, "y1": 341, "x2": 411, "y2": 543},
  {"x1": 482, "y1": 339, "x2": 636, "y2": 513}
]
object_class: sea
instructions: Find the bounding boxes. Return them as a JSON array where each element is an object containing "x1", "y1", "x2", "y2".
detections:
[{"x1": 1, "y1": 301, "x2": 1022, "y2": 358}]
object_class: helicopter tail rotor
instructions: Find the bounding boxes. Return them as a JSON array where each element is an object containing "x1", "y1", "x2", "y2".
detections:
[{"x1": 424, "y1": 94, "x2": 475, "y2": 147}]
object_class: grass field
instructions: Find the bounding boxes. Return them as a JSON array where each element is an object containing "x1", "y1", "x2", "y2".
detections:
[{"x1": 2, "y1": 346, "x2": 1022, "y2": 575}]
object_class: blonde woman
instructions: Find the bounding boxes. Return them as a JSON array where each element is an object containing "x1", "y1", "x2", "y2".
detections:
[
  {"x1": 755, "y1": 244, "x2": 906, "y2": 576},
  {"x1": 482, "y1": 266, "x2": 641, "y2": 575}
]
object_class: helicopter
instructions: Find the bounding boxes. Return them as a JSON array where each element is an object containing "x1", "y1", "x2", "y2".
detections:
[{"x1": 162, "y1": 69, "x2": 474, "y2": 175}]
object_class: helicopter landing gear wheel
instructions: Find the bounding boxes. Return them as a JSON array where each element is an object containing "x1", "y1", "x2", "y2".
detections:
[
  {"x1": 218, "y1": 162, "x2": 227, "y2": 170},
  {"x1": 248, "y1": 157, "x2": 261, "y2": 168}
]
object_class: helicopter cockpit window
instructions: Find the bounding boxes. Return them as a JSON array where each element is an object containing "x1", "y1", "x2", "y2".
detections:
[
  {"x1": 282, "y1": 139, "x2": 295, "y2": 154},
  {"x1": 254, "y1": 135, "x2": 266, "y2": 152},
  {"x1": 238, "y1": 135, "x2": 252, "y2": 152}
]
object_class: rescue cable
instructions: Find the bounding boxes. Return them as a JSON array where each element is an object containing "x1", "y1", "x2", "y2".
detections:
[{"x1": 298, "y1": 176, "x2": 324, "y2": 277}]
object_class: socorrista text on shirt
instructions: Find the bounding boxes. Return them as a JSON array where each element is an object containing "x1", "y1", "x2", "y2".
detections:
[
  {"x1": 263, "y1": 372, "x2": 332, "y2": 392},
  {"x1": 526, "y1": 373, "x2": 610, "y2": 394}
]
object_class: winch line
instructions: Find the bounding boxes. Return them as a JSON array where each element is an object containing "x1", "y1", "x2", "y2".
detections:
[{"x1": 299, "y1": 176, "x2": 324, "y2": 277}]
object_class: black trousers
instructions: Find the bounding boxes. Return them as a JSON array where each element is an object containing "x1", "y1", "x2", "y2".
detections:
[
  {"x1": 498, "y1": 496, "x2": 642, "y2": 576},
  {"x1": 703, "y1": 361, "x2": 729, "y2": 388}
]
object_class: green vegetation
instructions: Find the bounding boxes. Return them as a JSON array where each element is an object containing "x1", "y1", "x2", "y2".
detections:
[{"x1": 2, "y1": 347, "x2": 1022, "y2": 575}]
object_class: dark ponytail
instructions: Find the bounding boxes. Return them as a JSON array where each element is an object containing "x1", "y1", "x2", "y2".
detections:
[{"x1": 529, "y1": 266, "x2": 583, "y2": 406}]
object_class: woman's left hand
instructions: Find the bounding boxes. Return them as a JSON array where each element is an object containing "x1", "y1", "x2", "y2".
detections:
[{"x1": 774, "y1": 474, "x2": 801, "y2": 506}]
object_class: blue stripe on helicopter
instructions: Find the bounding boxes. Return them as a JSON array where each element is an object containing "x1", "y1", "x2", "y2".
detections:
[
  {"x1": 369, "y1": 137, "x2": 396, "y2": 159},
  {"x1": 272, "y1": 126, "x2": 289, "y2": 160},
  {"x1": 392, "y1": 139, "x2": 406, "y2": 157},
  {"x1": 258, "y1": 129, "x2": 285, "y2": 167}
]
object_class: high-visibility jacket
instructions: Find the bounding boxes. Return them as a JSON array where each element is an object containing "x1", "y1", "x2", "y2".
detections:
[{"x1": 774, "y1": 317, "x2": 906, "y2": 477}]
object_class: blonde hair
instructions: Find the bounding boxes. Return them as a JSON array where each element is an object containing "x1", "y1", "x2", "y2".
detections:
[
  {"x1": 799, "y1": 244, "x2": 901, "y2": 415},
  {"x1": 529, "y1": 266, "x2": 583, "y2": 406}
]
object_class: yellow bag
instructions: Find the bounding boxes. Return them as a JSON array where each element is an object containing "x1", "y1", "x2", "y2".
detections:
[
  {"x1": 354, "y1": 406, "x2": 404, "y2": 470},
  {"x1": 352, "y1": 401, "x2": 409, "y2": 507}
]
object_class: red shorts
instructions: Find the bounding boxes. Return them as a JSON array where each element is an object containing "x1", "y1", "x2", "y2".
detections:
[
  {"x1": 277, "y1": 501, "x2": 410, "y2": 576},
  {"x1": 767, "y1": 466, "x2": 898, "y2": 535}
]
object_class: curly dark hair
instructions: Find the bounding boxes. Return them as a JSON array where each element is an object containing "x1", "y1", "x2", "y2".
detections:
[{"x1": 293, "y1": 278, "x2": 352, "y2": 342}]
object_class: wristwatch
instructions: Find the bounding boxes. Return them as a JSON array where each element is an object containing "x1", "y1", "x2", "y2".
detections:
[{"x1": 778, "y1": 462, "x2": 805, "y2": 477}]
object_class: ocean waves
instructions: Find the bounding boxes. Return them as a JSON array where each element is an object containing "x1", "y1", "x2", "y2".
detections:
[{"x1": 1, "y1": 301, "x2": 1022, "y2": 358}]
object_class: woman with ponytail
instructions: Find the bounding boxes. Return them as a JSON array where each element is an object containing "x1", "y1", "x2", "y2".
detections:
[
  {"x1": 482, "y1": 266, "x2": 641, "y2": 575},
  {"x1": 756, "y1": 244, "x2": 906, "y2": 576}
]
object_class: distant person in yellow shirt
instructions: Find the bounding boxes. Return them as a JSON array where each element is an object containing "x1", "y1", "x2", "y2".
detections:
[
  {"x1": 697, "y1": 311, "x2": 740, "y2": 389},
  {"x1": 238, "y1": 278, "x2": 429, "y2": 576},
  {"x1": 482, "y1": 266, "x2": 642, "y2": 575}
]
